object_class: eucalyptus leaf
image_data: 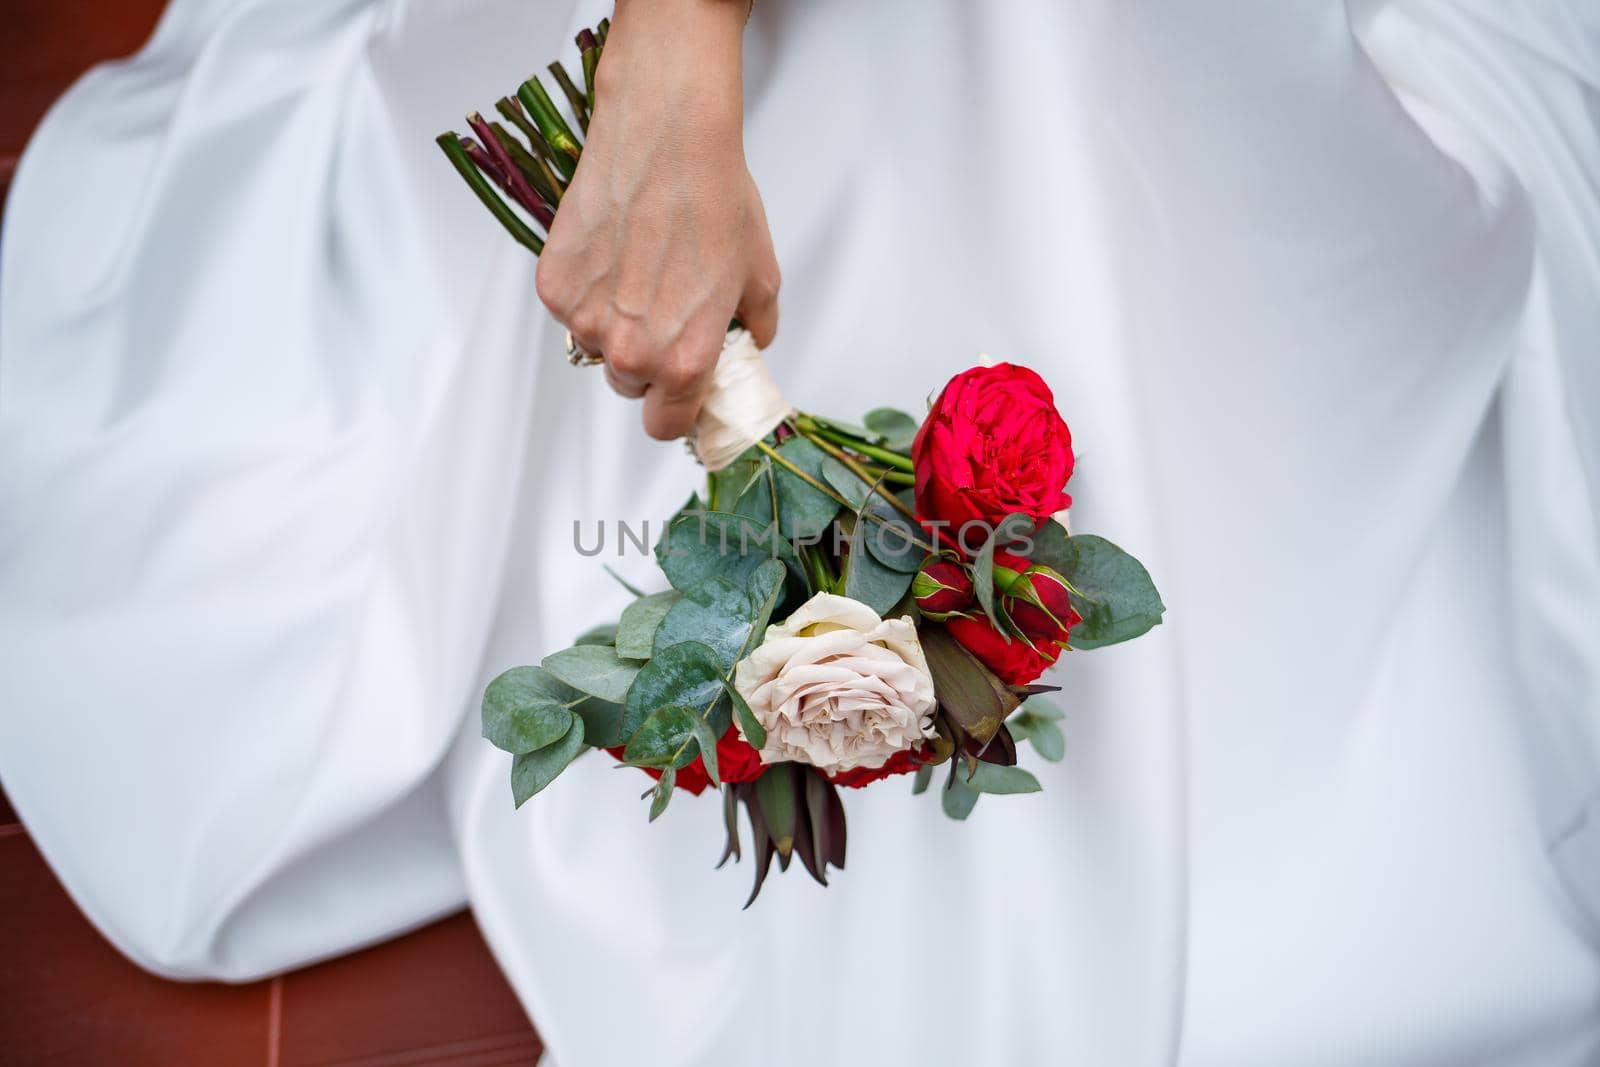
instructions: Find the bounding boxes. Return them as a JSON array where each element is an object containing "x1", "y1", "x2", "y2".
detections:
[
  {"x1": 482, "y1": 666, "x2": 576, "y2": 754},
  {"x1": 691, "y1": 714, "x2": 722, "y2": 787},
  {"x1": 771, "y1": 435, "x2": 840, "y2": 540},
  {"x1": 622, "y1": 704, "x2": 700, "y2": 769},
  {"x1": 648, "y1": 765, "x2": 675, "y2": 821},
  {"x1": 843, "y1": 515, "x2": 915, "y2": 616},
  {"x1": 621, "y1": 640, "x2": 729, "y2": 741},
  {"x1": 967, "y1": 763, "x2": 1043, "y2": 795},
  {"x1": 541, "y1": 644, "x2": 641, "y2": 704},
  {"x1": 941, "y1": 762, "x2": 979, "y2": 820},
  {"x1": 1028, "y1": 718, "x2": 1066, "y2": 762},
  {"x1": 569, "y1": 693, "x2": 627, "y2": 749},
  {"x1": 1057, "y1": 534, "x2": 1166, "y2": 650},
  {"x1": 616, "y1": 589, "x2": 681, "y2": 660},
  {"x1": 653, "y1": 559, "x2": 785, "y2": 666},
  {"x1": 511, "y1": 716, "x2": 586, "y2": 807},
  {"x1": 722, "y1": 677, "x2": 767, "y2": 749},
  {"x1": 573, "y1": 623, "x2": 618, "y2": 647},
  {"x1": 863, "y1": 407, "x2": 920, "y2": 451},
  {"x1": 656, "y1": 507, "x2": 801, "y2": 592},
  {"x1": 1021, "y1": 696, "x2": 1064, "y2": 721}
]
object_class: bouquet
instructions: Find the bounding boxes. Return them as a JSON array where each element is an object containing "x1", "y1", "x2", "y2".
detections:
[{"x1": 440, "y1": 22, "x2": 1165, "y2": 905}]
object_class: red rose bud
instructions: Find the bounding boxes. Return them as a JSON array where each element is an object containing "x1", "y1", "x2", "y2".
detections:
[
  {"x1": 994, "y1": 554, "x2": 1081, "y2": 647},
  {"x1": 913, "y1": 557, "x2": 975, "y2": 617},
  {"x1": 912, "y1": 363, "x2": 1075, "y2": 549}
]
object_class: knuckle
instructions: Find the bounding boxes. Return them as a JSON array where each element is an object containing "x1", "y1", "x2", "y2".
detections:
[
  {"x1": 603, "y1": 325, "x2": 650, "y2": 379},
  {"x1": 533, "y1": 258, "x2": 566, "y2": 313}
]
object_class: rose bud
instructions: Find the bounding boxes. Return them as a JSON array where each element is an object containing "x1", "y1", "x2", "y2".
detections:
[
  {"x1": 912, "y1": 557, "x2": 975, "y2": 618},
  {"x1": 992, "y1": 551, "x2": 1082, "y2": 648}
]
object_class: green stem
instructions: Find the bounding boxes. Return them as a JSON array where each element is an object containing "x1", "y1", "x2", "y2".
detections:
[
  {"x1": 792, "y1": 413, "x2": 914, "y2": 472},
  {"x1": 435, "y1": 133, "x2": 544, "y2": 255},
  {"x1": 794, "y1": 427, "x2": 920, "y2": 524},
  {"x1": 754, "y1": 441, "x2": 933, "y2": 552},
  {"x1": 548, "y1": 61, "x2": 591, "y2": 133}
]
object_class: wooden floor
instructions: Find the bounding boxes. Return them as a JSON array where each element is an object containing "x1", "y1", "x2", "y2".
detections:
[
  {"x1": 0, "y1": 789, "x2": 543, "y2": 1065},
  {"x1": 2, "y1": 6, "x2": 543, "y2": 1064}
]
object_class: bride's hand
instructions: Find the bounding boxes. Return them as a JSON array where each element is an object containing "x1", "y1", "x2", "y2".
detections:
[{"x1": 535, "y1": 0, "x2": 780, "y2": 441}]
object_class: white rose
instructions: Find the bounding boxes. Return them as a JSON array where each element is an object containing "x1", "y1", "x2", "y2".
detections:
[{"x1": 733, "y1": 592, "x2": 938, "y2": 775}]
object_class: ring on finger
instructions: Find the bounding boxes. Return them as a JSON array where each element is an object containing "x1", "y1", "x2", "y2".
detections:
[{"x1": 565, "y1": 331, "x2": 604, "y2": 367}]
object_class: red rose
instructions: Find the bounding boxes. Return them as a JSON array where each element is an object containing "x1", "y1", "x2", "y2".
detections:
[
  {"x1": 911, "y1": 363, "x2": 1074, "y2": 552},
  {"x1": 608, "y1": 727, "x2": 766, "y2": 797},
  {"x1": 828, "y1": 747, "x2": 925, "y2": 789},
  {"x1": 946, "y1": 614, "x2": 1060, "y2": 685}
]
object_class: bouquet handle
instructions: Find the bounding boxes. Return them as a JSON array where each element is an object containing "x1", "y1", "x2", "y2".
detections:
[{"x1": 690, "y1": 328, "x2": 794, "y2": 471}]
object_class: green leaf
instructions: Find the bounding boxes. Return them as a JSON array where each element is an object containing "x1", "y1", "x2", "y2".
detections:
[
  {"x1": 1022, "y1": 519, "x2": 1074, "y2": 574},
  {"x1": 942, "y1": 763, "x2": 979, "y2": 820},
  {"x1": 722, "y1": 677, "x2": 767, "y2": 749},
  {"x1": 569, "y1": 693, "x2": 627, "y2": 749},
  {"x1": 708, "y1": 451, "x2": 767, "y2": 514},
  {"x1": 648, "y1": 765, "x2": 675, "y2": 821},
  {"x1": 973, "y1": 513, "x2": 1037, "y2": 636},
  {"x1": 1021, "y1": 696, "x2": 1064, "y2": 721},
  {"x1": 967, "y1": 763, "x2": 1042, "y2": 795},
  {"x1": 771, "y1": 436, "x2": 840, "y2": 540},
  {"x1": 757, "y1": 763, "x2": 799, "y2": 858},
  {"x1": 1057, "y1": 534, "x2": 1165, "y2": 650},
  {"x1": 656, "y1": 507, "x2": 801, "y2": 592},
  {"x1": 653, "y1": 559, "x2": 785, "y2": 666},
  {"x1": 843, "y1": 517, "x2": 916, "y2": 616},
  {"x1": 573, "y1": 623, "x2": 618, "y2": 647},
  {"x1": 863, "y1": 407, "x2": 920, "y2": 451},
  {"x1": 541, "y1": 644, "x2": 642, "y2": 705},
  {"x1": 511, "y1": 716, "x2": 586, "y2": 807},
  {"x1": 911, "y1": 763, "x2": 934, "y2": 795},
  {"x1": 482, "y1": 666, "x2": 576, "y2": 754},
  {"x1": 920, "y1": 624, "x2": 1022, "y2": 745},
  {"x1": 1029, "y1": 718, "x2": 1066, "y2": 762},
  {"x1": 616, "y1": 590, "x2": 680, "y2": 660},
  {"x1": 621, "y1": 640, "x2": 729, "y2": 741},
  {"x1": 691, "y1": 714, "x2": 721, "y2": 787},
  {"x1": 622, "y1": 704, "x2": 700, "y2": 769}
]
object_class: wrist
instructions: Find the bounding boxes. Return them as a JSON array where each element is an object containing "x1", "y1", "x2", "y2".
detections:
[{"x1": 602, "y1": 0, "x2": 747, "y2": 90}]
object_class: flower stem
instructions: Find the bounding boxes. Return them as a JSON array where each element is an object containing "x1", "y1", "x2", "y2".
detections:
[
  {"x1": 435, "y1": 133, "x2": 544, "y2": 255},
  {"x1": 795, "y1": 428, "x2": 920, "y2": 524},
  {"x1": 754, "y1": 441, "x2": 933, "y2": 552},
  {"x1": 548, "y1": 61, "x2": 590, "y2": 133},
  {"x1": 792, "y1": 413, "x2": 914, "y2": 472}
]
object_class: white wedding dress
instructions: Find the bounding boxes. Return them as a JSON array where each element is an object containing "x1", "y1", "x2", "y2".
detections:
[{"x1": 3, "y1": 1, "x2": 1597, "y2": 1063}]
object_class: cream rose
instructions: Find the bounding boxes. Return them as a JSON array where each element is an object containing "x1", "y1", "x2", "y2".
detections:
[{"x1": 733, "y1": 593, "x2": 938, "y2": 775}]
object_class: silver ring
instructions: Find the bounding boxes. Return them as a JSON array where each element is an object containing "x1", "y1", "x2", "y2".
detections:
[{"x1": 565, "y1": 331, "x2": 604, "y2": 367}]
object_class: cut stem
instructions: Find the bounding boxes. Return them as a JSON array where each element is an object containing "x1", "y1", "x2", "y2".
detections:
[{"x1": 435, "y1": 133, "x2": 544, "y2": 255}]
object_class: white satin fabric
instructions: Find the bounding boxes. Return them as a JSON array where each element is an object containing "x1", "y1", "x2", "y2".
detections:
[{"x1": 3, "y1": 1, "x2": 1598, "y2": 1064}]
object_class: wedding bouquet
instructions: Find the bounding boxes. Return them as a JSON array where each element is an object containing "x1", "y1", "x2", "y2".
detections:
[{"x1": 440, "y1": 23, "x2": 1164, "y2": 904}]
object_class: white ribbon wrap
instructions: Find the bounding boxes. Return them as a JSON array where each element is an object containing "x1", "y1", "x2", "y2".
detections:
[{"x1": 690, "y1": 328, "x2": 794, "y2": 471}]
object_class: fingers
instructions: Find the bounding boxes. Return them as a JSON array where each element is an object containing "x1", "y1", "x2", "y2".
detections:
[
  {"x1": 639, "y1": 323, "x2": 723, "y2": 440},
  {"x1": 737, "y1": 219, "x2": 782, "y2": 350},
  {"x1": 736, "y1": 268, "x2": 780, "y2": 350}
]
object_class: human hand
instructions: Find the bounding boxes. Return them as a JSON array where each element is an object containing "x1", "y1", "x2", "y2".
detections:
[{"x1": 534, "y1": 0, "x2": 780, "y2": 440}]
